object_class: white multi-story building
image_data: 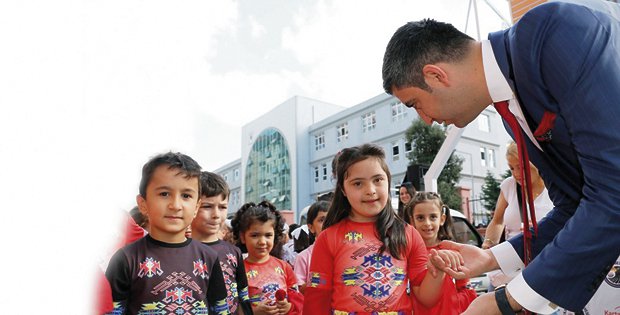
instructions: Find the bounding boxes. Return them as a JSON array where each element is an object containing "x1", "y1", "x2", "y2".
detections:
[{"x1": 215, "y1": 93, "x2": 511, "y2": 225}]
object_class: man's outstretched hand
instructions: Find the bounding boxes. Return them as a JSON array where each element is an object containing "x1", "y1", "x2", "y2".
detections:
[{"x1": 428, "y1": 240, "x2": 499, "y2": 279}]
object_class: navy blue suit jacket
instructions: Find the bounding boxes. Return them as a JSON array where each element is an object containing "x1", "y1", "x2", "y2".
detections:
[{"x1": 489, "y1": 1, "x2": 620, "y2": 310}]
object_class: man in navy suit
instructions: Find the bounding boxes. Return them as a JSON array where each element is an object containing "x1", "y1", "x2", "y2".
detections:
[{"x1": 382, "y1": 1, "x2": 620, "y2": 314}]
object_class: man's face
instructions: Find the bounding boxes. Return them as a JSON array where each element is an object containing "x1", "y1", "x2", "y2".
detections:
[
  {"x1": 137, "y1": 165, "x2": 200, "y2": 243},
  {"x1": 391, "y1": 85, "x2": 480, "y2": 128}
]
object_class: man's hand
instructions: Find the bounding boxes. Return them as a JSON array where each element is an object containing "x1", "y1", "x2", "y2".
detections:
[{"x1": 429, "y1": 240, "x2": 499, "y2": 279}]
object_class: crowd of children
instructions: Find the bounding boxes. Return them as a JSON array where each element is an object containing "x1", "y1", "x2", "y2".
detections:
[{"x1": 100, "y1": 145, "x2": 478, "y2": 315}]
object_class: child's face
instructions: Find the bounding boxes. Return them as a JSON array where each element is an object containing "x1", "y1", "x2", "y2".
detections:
[
  {"x1": 191, "y1": 194, "x2": 228, "y2": 242},
  {"x1": 342, "y1": 158, "x2": 389, "y2": 223},
  {"x1": 240, "y1": 220, "x2": 275, "y2": 263},
  {"x1": 411, "y1": 201, "x2": 445, "y2": 247},
  {"x1": 137, "y1": 165, "x2": 200, "y2": 243},
  {"x1": 308, "y1": 211, "x2": 327, "y2": 236}
]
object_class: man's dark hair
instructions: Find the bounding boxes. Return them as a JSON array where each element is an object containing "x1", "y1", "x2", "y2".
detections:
[
  {"x1": 382, "y1": 19, "x2": 473, "y2": 93},
  {"x1": 200, "y1": 171, "x2": 230, "y2": 199},
  {"x1": 139, "y1": 152, "x2": 202, "y2": 198}
]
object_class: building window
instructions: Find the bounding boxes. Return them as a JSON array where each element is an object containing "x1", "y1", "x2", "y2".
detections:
[
  {"x1": 391, "y1": 102, "x2": 407, "y2": 121},
  {"x1": 231, "y1": 190, "x2": 239, "y2": 205},
  {"x1": 245, "y1": 128, "x2": 291, "y2": 210},
  {"x1": 337, "y1": 122, "x2": 349, "y2": 142},
  {"x1": 488, "y1": 149, "x2": 496, "y2": 168},
  {"x1": 322, "y1": 164, "x2": 328, "y2": 181},
  {"x1": 362, "y1": 112, "x2": 376, "y2": 132},
  {"x1": 404, "y1": 141, "x2": 412, "y2": 153},
  {"x1": 478, "y1": 114, "x2": 490, "y2": 132},
  {"x1": 224, "y1": 174, "x2": 229, "y2": 181},
  {"x1": 392, "y1": 142, "x2": 400, "y2": 161},
  {"x1": 233, "y1": 169, "x2": 240, "y2": 181},
  {"x1": 480, "y1": 147, "x2": 487, "y2": 167},
  {"x1": 314, "y1": 166, "x2": 319, "y2": 183},
  {"x1": 315, "y1": 132, "x2": 325, "y2": 151}
]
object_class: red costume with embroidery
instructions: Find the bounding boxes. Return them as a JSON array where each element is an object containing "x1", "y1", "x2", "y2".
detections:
[
  {"x1": 303, "y1": 219, "x2": 428, "y2": 315},
  {"x1": 244, "y1": 256, "x2": 300, "y2": 307},
  {"x1": 412, "y1": 245, "x2": 477, "y2": 315}
]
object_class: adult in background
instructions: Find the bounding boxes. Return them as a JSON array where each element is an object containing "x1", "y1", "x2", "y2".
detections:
[
  {"x1": 483, "y1": 141, "x2": 554, "y2": 289},
  {"x1": 382, "y1": 1, "x2": 620, "y2": 313},
  {"x1": 397, "y1": 182, "x2": 416, "y2": 220}
]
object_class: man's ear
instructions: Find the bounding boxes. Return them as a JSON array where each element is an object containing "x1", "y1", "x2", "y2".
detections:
[
  {"x1": 422, "y1": 64, "x2": 450, "y2": 87},
  {"x1": 137, "y1": 194, "x2": 148, "y2": 216}
]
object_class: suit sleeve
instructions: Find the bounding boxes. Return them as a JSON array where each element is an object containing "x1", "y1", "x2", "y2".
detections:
[
  {"x1": 207, "y1": 257, "x2": 231, "y2": 315},
  {"x1": 302, "y1": 231, "x2": 333, "y2": 315},
  {"x1": 503, "y1": 2, "x2": 620, "y2": 312}
]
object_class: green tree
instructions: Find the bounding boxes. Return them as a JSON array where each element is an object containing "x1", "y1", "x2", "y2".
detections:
[
  {"x1": 480, "y1": 171, "x2": 501, "y2": 211},
  {"x1": 405, "y1": 119, "x2": 463, "y2": 209}
]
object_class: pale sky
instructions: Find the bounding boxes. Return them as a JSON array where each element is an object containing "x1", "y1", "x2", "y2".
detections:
[{"x1": 0, "y1": 0, "x2": 510, "y2": 312}]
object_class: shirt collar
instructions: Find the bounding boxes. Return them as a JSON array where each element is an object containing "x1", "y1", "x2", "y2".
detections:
[{"x1": 482, "y1": 40, "x2": 513, "y2": 102}]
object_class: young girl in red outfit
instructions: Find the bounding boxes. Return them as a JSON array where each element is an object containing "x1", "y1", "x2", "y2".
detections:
[
  {"x1": 303, "y1": 144, "x2": 447, "y2": 315},
  {"x1": 405, "y1": 192, "x2": 477, "y2": 315},
  {"x1": 231, "y1": 201, "x2": 303, "y2": 315}
]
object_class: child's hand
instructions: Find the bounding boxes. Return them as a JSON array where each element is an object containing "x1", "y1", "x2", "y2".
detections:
[
  {"x1": 252, "y1": 301, "x2": 278, "y2": 315},
  {"x1": 429, "y1": 248, "x2": 464, "y2": 274},
  {"x1": 274, "y1": 289, "x2": 291, "y2": 314},
  {"x1": 275, "y1": 298, "x2": 291, "y2": 315}
]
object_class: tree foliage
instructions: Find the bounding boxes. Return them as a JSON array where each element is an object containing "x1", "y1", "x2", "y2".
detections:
[
  {"x1": 480, "y1": 171, "x2": 501, "y2": 211},
  {"x1": 405, "y1": 119, "x2": 463, "y2": 210}
]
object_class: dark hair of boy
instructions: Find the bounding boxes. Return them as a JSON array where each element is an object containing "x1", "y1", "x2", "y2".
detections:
[
  {"x1": 231, "y1": 200, "x2": 286, "y2": 258},
  {"x1": 306, "y1": 200, "x2": 330, "y2": 233},
  {"x1": 200, "y1": 171, "x2": 229, "y2": 199},
  {"x1": 322, "y1": 143, "x2": 408, "y2": 259},
  {"x1": 139, "y1": 151, "x2": 202, "y2": 198},
  {"x1": 404, "y1": 191, "x2": 455, "y2": 241}
]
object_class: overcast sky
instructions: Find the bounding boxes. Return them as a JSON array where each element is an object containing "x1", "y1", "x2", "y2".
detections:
[{"x1": 0, "y1": 0, "x2": 510, "y2": 312}]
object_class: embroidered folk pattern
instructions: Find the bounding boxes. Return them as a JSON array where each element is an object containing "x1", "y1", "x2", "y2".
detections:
[
  {"x1": 164, "y1": 287, "x2": 195, "y2": 305},
  {"x1": 309, "y1": 272, "x2": 323, "y2": 288},
  {"x1": 239, "y1": 286, "x2": 250, "y2": 302},
  {"x1": 275, "y1": 266, "x2": 285, "y2": 275},
  {"x1": 350, "y1": 242, "x2": 382, "y2": 261},
  {"x1": 334, "y1": 310, "x2": 406, "y2": 315},
  {"x1": 345, "y1": 231, "x2": 363, "y2": 242},
  {"x1": 151, "y1": 271, "x2": 203, "y2": 295},
  {"x1": 350, "y1": 290, "x2": 400, "y2": 313},
  {"x1": 109, "y1": 302, "x2": 125, "y2": 315},
  {"x1": 137, "y1": 302, "x2": 165, "y2": 315},
  {"x1": 225, "y1": 253, "x2": 238, "y2": 268},
  {"x1": 193, "y1": 259, "x2": 209, "y2": 279},
  {"x1": 342, "y1": 253, "x2": 404, "y2": 300},
  {"x1": 138, "y1": 257, "x2": 164, "y2": 278},
  {"x1": 219, "y1": 258, "x2": 238, "y2": 313}
]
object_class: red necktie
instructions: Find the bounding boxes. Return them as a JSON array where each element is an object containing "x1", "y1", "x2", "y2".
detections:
[{"x1": 494, "y1": 101, "x2": 538, "y2": 266}]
